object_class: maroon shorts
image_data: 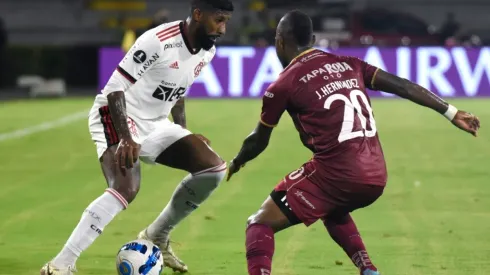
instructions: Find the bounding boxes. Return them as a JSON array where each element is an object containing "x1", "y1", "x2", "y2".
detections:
[{"x1": 270, "y1": 161, "x2": 384, "y2": 226}]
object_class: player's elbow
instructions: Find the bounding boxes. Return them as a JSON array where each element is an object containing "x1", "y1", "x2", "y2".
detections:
[
  {"x1": 401, "y1": 79, "x2": 421, "y2": 98},
  {"x1": 251, "y1": 140, "x2": 269, "y2": 157},
  {"x1": 106, "y1": 90, "x2": 124, "y2": 99},
  {"x1": 107, "y1": 91, "x2": 124, "y2": 105},
  {"x1": 102, "y1": 70, "x2": 131, "y2": 96},
  {"x1": 257, "y1": 139, "x2": 269, "y2": 152},
  {"x1": 392, "y1": 78, "x2": 412, "y2": 99}
]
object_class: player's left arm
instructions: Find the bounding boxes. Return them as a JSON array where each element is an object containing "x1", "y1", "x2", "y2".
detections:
[
  {"x1": 369, "y1": 68, "x2": 480, "y2": 137},
  {"x1": 227, "y1": 84, "x2": 288, "y2": 181},
  {"x1": 171, "y1": 98, "x2": 186, "y2": 128},
  {"x1": 176, "y1": 50, "x2": 216, "y2": 145}
]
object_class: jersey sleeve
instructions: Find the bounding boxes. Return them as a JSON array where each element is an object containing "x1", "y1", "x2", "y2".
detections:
[
  {"x1": 260, "y1": 81, "x2": 289, "y2": 128},
  {"x1": 360, "y1": 59, "x2": 380, "y2": 90},
  {"x1": 349, "y1": 57, "x2": 380, "y2": 91},
  {"x1": 102, "y1": 30, "x2": 162, "y2": 95}
]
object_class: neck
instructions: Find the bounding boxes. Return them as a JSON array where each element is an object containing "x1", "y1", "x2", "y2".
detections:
[
  {"x1": 297, "y1": 46, "x2": 312, "y2": 56},
  {"x1": 184, "y1": 17, "x2": 199, "y2": 50},
  {"x1": 286, "y1": 46, "x2": 312, "y2": 65}
]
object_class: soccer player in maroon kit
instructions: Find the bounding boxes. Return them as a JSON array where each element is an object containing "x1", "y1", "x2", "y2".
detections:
[{"x1": 227, "y1": 10, "x2": 480, "y2": 275}]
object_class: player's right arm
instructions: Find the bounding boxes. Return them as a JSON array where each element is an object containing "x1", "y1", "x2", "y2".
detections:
[
  {"x1": 227, "y1": 82, "x2": 288, "y2": 181},
  {"x1": 102, "y1": 30, "x2": 161, "y2": 169},
  {"x1": 370, "y1": 69, "x2": 480, "y2": 137}
]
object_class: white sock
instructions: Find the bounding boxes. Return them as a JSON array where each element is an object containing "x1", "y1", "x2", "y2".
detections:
[
  {"x1": 52, "y1": 188, "x2": 128, "y2": 268},
  {"x1": 146, "y1": 162, "x2": 227, "y2": 244}
]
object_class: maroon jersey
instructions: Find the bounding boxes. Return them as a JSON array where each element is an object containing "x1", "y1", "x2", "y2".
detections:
[{"x1": 261, "y1": 49, "x2": 387, "y2": 186}]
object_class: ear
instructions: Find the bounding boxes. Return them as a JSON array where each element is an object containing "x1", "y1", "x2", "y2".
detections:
[
  {"x1": 277, "y1": 36, "x2": 285, "y2": 50},
  {"x1": 191, "y1": 8, "x2": 203, "y2": 22},
  {"x1": 311, "y1": 34, "x2": 316, "y2": 46}
]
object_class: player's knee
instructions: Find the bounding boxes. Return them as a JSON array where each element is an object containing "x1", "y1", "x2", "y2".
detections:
[
  {"x1": 204, "y1": 163, "x2": 227, "y2": 189},
  {"x1": 188, "y1": 162, "x2": 226, "y2": 201},
  {"x1": 114, "y1": 184, "x2": 140, "y2": 204},
  {"x1": 201, "y1": 152, "x2": 224, "y2": 170},
  {"x1": 246, "y1": 215, "x2": 255, "y2": 228}
]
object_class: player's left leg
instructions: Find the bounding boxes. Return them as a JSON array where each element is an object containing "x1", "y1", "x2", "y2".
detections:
[
  {"x1": 322, "y1": 183, "x2": 384, "y2": 275},
  {"x1": 245, "y1": 194, "x2": 300, "y2": 275},
  {"x1": 137, "y1": 129, "x2": 226, "y2": 272},
  {"x1": 244, "y1": 162, "x2": 327, "y2": 275}
]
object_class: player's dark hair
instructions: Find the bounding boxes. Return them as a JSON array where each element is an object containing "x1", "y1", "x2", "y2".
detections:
[
  {"x1": 191, "y1": 0, "x2": 234, "y2": 12},
  {"x1": 284, "y1": 10, "x2": 313, "y2": 47}
]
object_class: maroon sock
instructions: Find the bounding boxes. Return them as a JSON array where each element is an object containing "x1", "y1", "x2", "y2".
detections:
[
  {"x1": 324, "y1": 214, "x2": 377, "y2": 272},
  {"x1": 245, "y1": 224, "x2": 275, "y2": 275}
]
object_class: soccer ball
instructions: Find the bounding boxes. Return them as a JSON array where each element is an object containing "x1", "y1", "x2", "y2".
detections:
[{"x1": 116, "y1": 239, "x2": 164, "y2": 275}]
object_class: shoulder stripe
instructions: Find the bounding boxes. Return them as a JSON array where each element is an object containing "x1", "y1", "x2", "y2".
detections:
[
  {"x1": 158, "y1": 29, "x2": 180, "y2": 42},
  {"x1": 156, "y1": 25, "x2": 179, "y2": 37},
  {"x1": 116, "y1": 66, "x2": 136, "y2": 84},
  {"x1": 370, "y1": 68, "x2": 380, "y2": 90}
]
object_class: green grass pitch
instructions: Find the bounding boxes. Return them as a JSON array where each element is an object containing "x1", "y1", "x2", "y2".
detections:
[{"x1": 0, "y1": 97, "x2": 488, "y2": 275}]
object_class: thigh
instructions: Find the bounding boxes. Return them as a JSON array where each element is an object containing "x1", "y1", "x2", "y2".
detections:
[
  {"x1": 89, "y1": 106, "x2": 144, "y2": 161},
  {"x1": 274, "y1": 169, "x2": 328, "y2": 227},
  {"x1": 100, "y1": 146, "x2": 141, "y2": 203},
  {"x1": 335, "y1": 183, "x2": 385, "y2": 214},
  {"x1": 275, "y1": 161, "x2": 352, "y2": 227},
  {"x1": 89, "y1": 107, "x2": 142, "y2": 203},
  {"x1": 248, "y1": 195, "x2": 295, "y2": 234},
  {"x1": 154, "y1": 134, "x2": 223, "y2": 174}
]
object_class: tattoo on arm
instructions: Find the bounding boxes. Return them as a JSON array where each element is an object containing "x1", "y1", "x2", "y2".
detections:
[
  {"x1": 374, "y1": 70, "x2": 449, "y2": 114},
  {"x1": 107, "y1": 91, "x2": 132, "y2": 139},
  {"x1": 171, "y1": 98, "x2": 187, "y2": 128}
]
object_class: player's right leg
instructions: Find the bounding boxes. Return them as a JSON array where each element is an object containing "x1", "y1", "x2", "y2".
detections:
[
  {"x1": 41, "y1": 147, "x2": 140, "y2": 274},
  {"x1": 324, "y1": 213, "x2": 380, "y2": 275},
  {"x1": 41, "y1": 108, "x2": 141, "y2": 275}
]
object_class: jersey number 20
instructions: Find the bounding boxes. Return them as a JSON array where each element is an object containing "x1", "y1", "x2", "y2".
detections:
[{"x1": 324, "y1": 89, "x2": 377, "y2": 143}]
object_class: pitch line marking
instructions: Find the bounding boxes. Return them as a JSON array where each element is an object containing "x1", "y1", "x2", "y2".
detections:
[{"x1": 0, "y1": 110, "x2": 88, "y2": 142}]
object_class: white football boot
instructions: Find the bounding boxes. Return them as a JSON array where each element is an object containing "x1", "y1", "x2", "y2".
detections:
[
  {"x1": 40, "y1": 262, "x2": 76, "y2": 275},
  {"x1": 138, "y1": 229, "x2": 188, "y2": 273}
]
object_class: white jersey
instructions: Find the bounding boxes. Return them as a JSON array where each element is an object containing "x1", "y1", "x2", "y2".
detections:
[{"x1": 92, "y1": 20, "x2": 216, "y2": 120}]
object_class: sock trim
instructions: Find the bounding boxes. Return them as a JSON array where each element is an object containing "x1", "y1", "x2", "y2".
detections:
[
  {"x1": 193, "y1": 161, "x2": 227, "y2": 176},
  {"x1": 105, "y1": 188, "x2": 128, "y2": 209}
]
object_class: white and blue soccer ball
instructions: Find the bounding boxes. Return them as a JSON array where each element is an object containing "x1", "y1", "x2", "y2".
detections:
[{"x1": 116, "y1": 239, "x2": 164, "y2": 275}]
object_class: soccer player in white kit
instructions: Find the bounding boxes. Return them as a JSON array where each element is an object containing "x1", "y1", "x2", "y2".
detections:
[{"x1": 40, "y1": 0, "x2": 233, "y2": 274}]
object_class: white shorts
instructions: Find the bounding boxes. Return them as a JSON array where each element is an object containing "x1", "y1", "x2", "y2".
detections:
[{"x1": 88, "y1": 106, "x2": 192, "y2": 164}]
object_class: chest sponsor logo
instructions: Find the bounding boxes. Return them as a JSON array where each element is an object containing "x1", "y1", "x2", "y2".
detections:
[
  {"x1": 299, "y1": 62, "x2": 353, "y2": 83},
  {"x1": 152, "y1": 84, "x2": 186, "y2": 102}
]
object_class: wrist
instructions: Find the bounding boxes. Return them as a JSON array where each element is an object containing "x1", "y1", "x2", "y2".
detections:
[
  {"x1": 118, "y1": 131, "x2": 133, "y2": 141},
  {"x1": 233, "y1": 157, "x2": 244, "y2": 167},
  {"x1": 443, "y1": 104, "x2": 458, "y2": 121}
]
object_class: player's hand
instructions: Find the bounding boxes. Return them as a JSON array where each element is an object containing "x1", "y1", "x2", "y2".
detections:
[
  {"x1": 226, "y1": 159, "x2": 245, "y2": 181},
  {"x1": 115, "y1": 137, "x2": 141, "y2": 170},
  {"x1": 195, "y1": 134, "x2": 211, "y2": 145},
  {"x1": 451, "y1": 110, "x2": 480, "y2": 137}
]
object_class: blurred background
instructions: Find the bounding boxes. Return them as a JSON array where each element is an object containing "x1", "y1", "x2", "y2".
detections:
[
  {"x1": 1, "y1": 2, "x2": 489, "y2": 274},
  {"x1": 0, "y1": 0, "x2": 488, "y2": 99}
]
